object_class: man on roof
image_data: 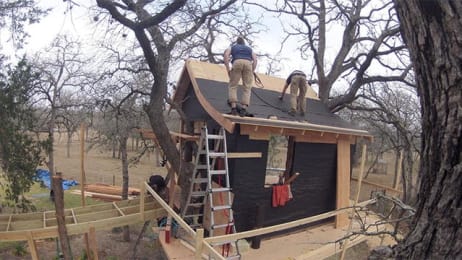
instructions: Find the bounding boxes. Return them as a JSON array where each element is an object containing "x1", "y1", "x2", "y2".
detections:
[
  {"x1": 224, "y1": 36, "x2": 258, "y2": 117},
  {"x1": 279, "y1": 70, "x2": 309, "y2": 117}
]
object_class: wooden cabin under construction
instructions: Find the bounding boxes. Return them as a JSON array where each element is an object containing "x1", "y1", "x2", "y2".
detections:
[{"x1": 171, "y1": 59, "x2": 372, "y2": 239}]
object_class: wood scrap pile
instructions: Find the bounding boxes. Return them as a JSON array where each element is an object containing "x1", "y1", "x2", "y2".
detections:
[{"x1": 70, "y1": 183, "x2": 140, "y2": 202}]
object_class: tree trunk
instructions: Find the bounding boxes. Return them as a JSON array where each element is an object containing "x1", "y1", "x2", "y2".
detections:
[
  {"x1": 52, "y1": 173, "x2": 72, "y2": 260},
  {"x1": 393, "y1": 0, "x2": 462, "y2": 258},
  {"x1": 120, "y1": 135, "x2": 130, "y2": 242},
  {"x1": 402, "y1": 144, "x2": 417, "y2": 204},
  {"x1": 112, "y1": 137, "x2": 117, "y2": 159},
  {"x1": 66, "y1": 132, "x2": 71, "y2": 158}
]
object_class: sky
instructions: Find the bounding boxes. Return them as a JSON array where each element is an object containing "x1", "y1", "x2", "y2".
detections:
[
  {"x1": 1, "y1": 1, "x2": 320, "y2": 93},
  {"x1": 15, "y1": 2, "x2": 96, "y2": 55}
]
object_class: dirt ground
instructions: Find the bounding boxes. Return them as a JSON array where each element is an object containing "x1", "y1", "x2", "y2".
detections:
[{"x1": 0, "y1": 226, "x2": 167, "y2": 260}]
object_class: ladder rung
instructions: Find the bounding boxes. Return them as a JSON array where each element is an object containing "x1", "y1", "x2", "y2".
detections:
[
  {"x1": 184, "y1": 213, "x2": 203, "y2": 218},
  {"x1": 193, "y1": 178, "x2": 208, "y2": 183},
  {"x1": 187, "y1": 203, "x2": 204, "y2": 208},
  {"x1": 191, "y1": 191, "x2": 207, "y2": 196},
  {"x1": 211, "y1": 187, "x2": 231, "y2": 193},
  {"x1": 207, "y1": 134, "x2": 224, "y2": 140},
  {"x1": 190, "y1": 224, "x2": 203, "y2": 229},
  {"x1": 210, "y1": 170, "x2": 226, "y2": 175},
  {"x1": 212, "y1": 205, "x2": 231, "y2": 211},
  {"x1": 211, "y1": 223, "x2": 235, "y2": 229},
  {"x1": 209, "y1": 152, "x2": 225, "y2": 157},
  {"x1": 195, "y1": 164, "x2": 208, "y2": 170}
]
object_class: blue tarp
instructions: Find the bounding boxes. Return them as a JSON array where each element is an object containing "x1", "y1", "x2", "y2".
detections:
[{"x1": 35, "y1": 169, "x2": 79, "y2": 190}]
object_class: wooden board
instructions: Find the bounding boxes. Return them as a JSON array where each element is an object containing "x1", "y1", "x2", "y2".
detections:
[
  {"x1": 227, "y1": 152, "x2": 262, "y2": 158},
  {"x1": 231, "y1": 117, "x2": 372, "y2": 139},
  {"x1": 184, "y1": 59, "x2": 319, "y2": 99},
  {"x1": 336, "y1": 139, "x2": 351, "y2": 228},
  {"x1": 157, "y1": 230, "x2": 199, "y2": 260}
]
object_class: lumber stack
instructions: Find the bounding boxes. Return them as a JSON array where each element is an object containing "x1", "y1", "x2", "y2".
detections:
[
  {"x1": 85, "y1": 183, "x2": 140, "y2": 196},
  {"x1": 69, "y1": 183, "x2": 140, "y2": 202}
]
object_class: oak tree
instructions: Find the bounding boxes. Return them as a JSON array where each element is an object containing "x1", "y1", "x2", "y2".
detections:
[{"x1": 391, "y1": 0, "x2": 462, "y2": 258}]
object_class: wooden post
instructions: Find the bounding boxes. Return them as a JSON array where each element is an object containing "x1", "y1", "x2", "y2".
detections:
[
  {"x1": 89, "y1": 226, "x2": 99, "y2": 260},
  {"x1": 80, "y1": 123, "x2": 86, "y2": 207},
  {"x1": 394, "y1": 150, "x2": 404, "y2": 190},
  {"x1": 84, "y1": 233, "x2": 90, "y2": 260},
  {"x1": 336, "y1": 138, "x2": 351, "y2": 228},
  {"x1": 340, "y1": 144, "x2": 367, "y2": 260},
  {"x1": 27, "y1": 231, "x2": 39, "y2": 260},
  {"x1": 80, "y1": 123, "x2": 91, "y2": 258},
  {"x1": 195, "y1": 228, "x2": 204, "y2": 259},
  {"x1": 140, "y1": 182, "x2": 146, "y2": 222}
]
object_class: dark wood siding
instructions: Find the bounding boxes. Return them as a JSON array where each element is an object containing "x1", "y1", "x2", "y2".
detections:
[
  {"x1": 227, "y1": 129, "x2": 337, "y2": 232},
  {"x1": 183, "y1": 84, "x2": 209, "y2": 120}
]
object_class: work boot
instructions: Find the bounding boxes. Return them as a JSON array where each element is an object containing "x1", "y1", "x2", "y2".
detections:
[
  {"x1": 239, "y1": 108, "x2": 247, "y2": 117},
  {"x1": 230, "y1": 108, "x2": 238, "y2": 116},
  {"x1": 288, "y1": 109, "x2": 296, "y2": 116},
  {"x1": 300, "y1": 111, "x2": 305, "y2": 117}
]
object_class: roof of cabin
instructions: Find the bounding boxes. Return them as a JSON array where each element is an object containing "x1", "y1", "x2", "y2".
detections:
[{"x1": 173, "y1": 59, "x2": 371, "y2": 138}]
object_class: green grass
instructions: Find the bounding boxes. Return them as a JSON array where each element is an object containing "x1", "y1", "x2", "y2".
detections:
[
  {"x1": 27, "y1": 183, "x2": 103, "y2": 211},
  {"x1": 0, "y1": 181, "x2": 103, "y2": 213}
]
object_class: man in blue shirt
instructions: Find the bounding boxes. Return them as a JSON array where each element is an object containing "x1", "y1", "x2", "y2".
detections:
[
  {"x1": 224, "y1": 37, "x2": 257, "y2": 116},
  {"x1": 279, "y1": 70, "x2": 308, "y2": 116}
]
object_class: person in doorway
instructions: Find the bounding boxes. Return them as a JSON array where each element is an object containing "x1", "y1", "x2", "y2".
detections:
[
  {"x1": 279, "y1": 70, "x2": 309, "y2": 116},
  {"x1": 223, "y1": 36, "x2": 257, "y2": 117}
]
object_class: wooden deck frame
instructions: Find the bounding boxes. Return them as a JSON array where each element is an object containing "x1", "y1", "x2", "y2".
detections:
[
  {"x1": 1, "y1": 182, "x2": 378, "y2": 260},
  {"x1": 0, "y1": 197, "x2": 166, "y2": 242}
]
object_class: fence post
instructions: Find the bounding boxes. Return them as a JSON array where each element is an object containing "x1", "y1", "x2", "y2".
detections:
[{"x1": 140, "y1": 182, "x2": 145, "y2": 221}]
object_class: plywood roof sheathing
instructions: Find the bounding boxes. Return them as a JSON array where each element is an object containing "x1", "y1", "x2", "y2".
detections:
[{"x1": 186, "y1": 60, "x2": 235, "y2": 133}]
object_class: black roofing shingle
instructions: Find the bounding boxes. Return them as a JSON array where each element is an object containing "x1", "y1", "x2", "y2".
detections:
[{"x1": 196, "y1": 78, "x2": 363, "y2": 130}]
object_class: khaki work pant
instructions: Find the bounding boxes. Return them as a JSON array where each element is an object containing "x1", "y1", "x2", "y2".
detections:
[
  {"x1": 290, "y1": 75, "x2": 307, "y2": 113},
  {"x1": 228, "y1": 59, "x2": 254, "y2": 106}
]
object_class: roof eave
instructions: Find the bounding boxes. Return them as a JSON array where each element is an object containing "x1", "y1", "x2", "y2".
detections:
[{"x1": 222, "y1": 114, "x2": 372, "y2": 139}]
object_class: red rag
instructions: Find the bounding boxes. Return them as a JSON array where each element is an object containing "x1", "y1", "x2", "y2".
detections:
[{"x1": 272, "y1": 185, "x2": 290, "y2": 207}]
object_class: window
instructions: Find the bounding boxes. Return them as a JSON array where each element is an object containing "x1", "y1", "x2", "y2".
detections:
[{"x1": 264, "y1": 135, "x2": 289, "y2": 187}]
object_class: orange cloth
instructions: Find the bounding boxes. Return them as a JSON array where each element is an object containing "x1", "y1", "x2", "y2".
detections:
[{"x1": 272, "y1": 184, "x2": 291, "y2": 207}]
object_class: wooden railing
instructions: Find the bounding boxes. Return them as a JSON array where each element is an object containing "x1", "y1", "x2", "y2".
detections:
[{"x1": 143, "y1": 180, "x2": 376, "y2": 260}]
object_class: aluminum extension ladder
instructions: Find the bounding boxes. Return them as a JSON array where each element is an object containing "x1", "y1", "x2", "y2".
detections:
[{"x1": 181, "y1": 126, "x2": 240, "y2": 259}]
